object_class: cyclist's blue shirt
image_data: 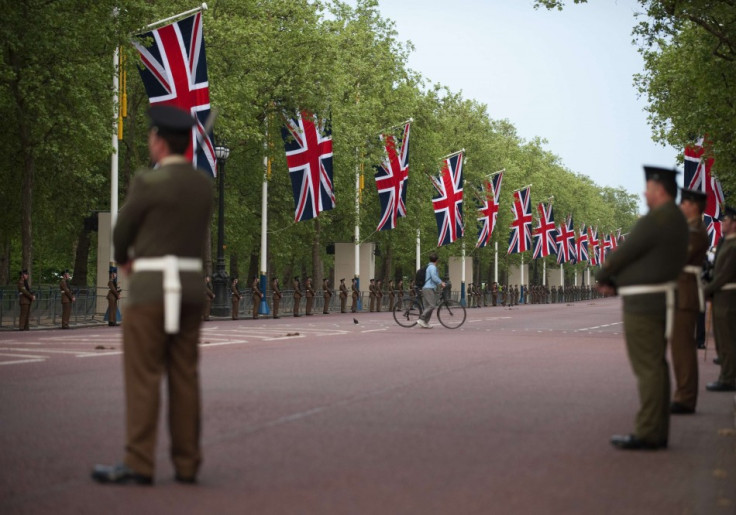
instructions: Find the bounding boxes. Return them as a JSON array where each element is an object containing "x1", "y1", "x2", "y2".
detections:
[{"x1": 423, "y1": 262, "x2": 441, "y2": 289}]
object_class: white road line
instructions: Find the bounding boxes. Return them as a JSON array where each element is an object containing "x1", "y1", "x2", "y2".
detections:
[
  {"x1": 361, "y1": 328, "x2": 387, "y2": 333},
  {"x1": 0, "y1": 352, "x2": 47, "y2": 366}
]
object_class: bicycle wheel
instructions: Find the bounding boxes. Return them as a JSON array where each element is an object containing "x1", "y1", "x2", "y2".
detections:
[
  {"x1": 393, "y1": 298, "x2": 421, "y2": 328},
  {"x1": 437, "y1": 300, "x2": 466, "y2": 329}
]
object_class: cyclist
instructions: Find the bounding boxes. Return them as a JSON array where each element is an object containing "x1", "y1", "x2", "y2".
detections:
[{"x1": 417, "y1": 253, "x2": 446, "y2": 329}]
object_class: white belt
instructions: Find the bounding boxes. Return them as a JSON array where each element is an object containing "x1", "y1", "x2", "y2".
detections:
[
  {"x1": 682, "y1": 265, "x2": 705, "y2": 313},
  {"x1": 618, "y1": 281, "x2": 677, "y2": 340},
  {"x1": 723, "y1": 283, "x2": 736, "y2": 291},
  {"x1": 132, "y1": 256, "x2": 203, "y2": 334}
]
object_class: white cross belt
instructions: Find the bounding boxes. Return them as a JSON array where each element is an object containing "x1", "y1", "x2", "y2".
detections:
[
  {"x1": 132, "y1": 256, "x2": 203, "y2": 334},
  {"x1": 682, "y1": 265, "x2": 705, "y2": 313},
  {"x1": 618, "y1": 281, "x2": 677, "y2": 340}
]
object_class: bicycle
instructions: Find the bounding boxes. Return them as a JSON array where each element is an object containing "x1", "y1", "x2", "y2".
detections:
[{"x1": 393, "y1": 282, "x2": 467, "y2": 329}]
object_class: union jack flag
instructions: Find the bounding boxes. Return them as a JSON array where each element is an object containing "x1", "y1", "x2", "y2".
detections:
[
  {"x1": 532, "y1": 203, "x2": 557, "y2": 258},
  {"x1": 508, "y1": 186, "x2": 532, "y2": 254},
  {"x1": 476, "y1": 171, "x2": 503, "y2": 248},
  {"x1": 684, "y1": 139, "x2": 709, "y2": 192},
  {"x1": 587, "y1": 226, "x2": 600, "y2": 266},
  {"x1": 555, "y1": 215, "x2": 575, "y2": 264},
  {"x1": 133, "y1": 13, "x2": 216, "y2": 176},
  {"x1": 601, "y1": 234, "x2": 614, "y2": 264},
  {"x1": 375, "y1": 122, "x2": 410, "y2": 231},
  {"x1": 282, "y1": 111, "x2": 335, "y2": 222},
  {"x1": 706, "y1": 175, "x2": 725, "y2": 219},
  {"x1": 704, "y1": 215, "x2": 722, "y2": 248},
  {"x1": 576, "y1": 224, "x2": 589, "y2": 262},
  {"x1": 613, "y1": 229, "x2": 621, "y2": 250},
  {"x1": 431, "y1": 153, "x2": 464, "y2": 246}
]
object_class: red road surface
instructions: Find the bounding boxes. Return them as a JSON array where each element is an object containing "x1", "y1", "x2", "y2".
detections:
[{"x1": 1, "y1": 298, "x2": 735, "y2": 514}]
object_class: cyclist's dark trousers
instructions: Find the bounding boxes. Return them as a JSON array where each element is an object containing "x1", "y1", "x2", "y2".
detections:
[{"x1": 421, "y1": 288, "x2": 437, "y2": 322}]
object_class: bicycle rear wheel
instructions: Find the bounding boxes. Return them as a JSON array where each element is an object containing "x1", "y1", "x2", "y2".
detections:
[
  {"x1": 437, "y1": 300, "x2": 466, "y2": 329},
  {"x1": 393, "y1": 298, "x2": 421, "y2": 328}
]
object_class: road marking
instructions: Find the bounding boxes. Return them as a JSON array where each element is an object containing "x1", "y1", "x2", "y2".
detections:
[
  {"x1": 0, "y1": 352, "x2": 47, "y2": 366},
  {"x1": 575, "y1": 322, "x2": 623, "y2": 332},
  {"x1": 361, "y1": 328, "x2": 387, "y2": 333}
]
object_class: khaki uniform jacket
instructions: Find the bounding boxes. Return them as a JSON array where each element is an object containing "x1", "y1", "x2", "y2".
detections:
[
  {"x1": 339, "y1": 283, "x2": 348, "y2": 299},
  {"x1": 677, "y1": 217, "x2": 709, "y2": 312},
  {"x1": 272, "y1": 281, "x2": 282, "y2": 299},
  {"x1": 113, "y1": 157, "x2": 213, "y2": 306},
  {"x1": 206, "y1": 281, "x2": 215, "y2": 300},
  {"x1": 305, "y1": 281, "x2": 315, "y2": 298},
  {"x1": 60, "y1": 279, "x2": 74, "y2": 304},
  {"x1": 107, "y1": 280, "x2": 121, "y2": 301},
  {"x1": 596, "y1": 201, "x2": 688, "y2": 314},
  {"x1": 18, "y1": 278, "x2": 33, "y2": 305},
  {"x1": 704, "y1": 234, "x2": 736, "y2": 299}
]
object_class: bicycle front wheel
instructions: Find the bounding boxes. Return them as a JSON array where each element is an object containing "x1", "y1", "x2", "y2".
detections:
[
  {"x1": 437, "y1": 300, "x2": 466, "y2": 329},
  {"x1": 393, "y1": 298, "x2": 421, "y2": 328}
]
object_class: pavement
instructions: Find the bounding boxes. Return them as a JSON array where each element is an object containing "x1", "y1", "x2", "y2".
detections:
[{"x1": 1, "y1": 298, "x2": 734, "y2": 514}]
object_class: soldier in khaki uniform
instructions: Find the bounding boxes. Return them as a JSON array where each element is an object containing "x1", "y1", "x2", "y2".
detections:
[
  {"x1": 376, "y1": 279, "x2": 383, "y2": 312},
  {"x1": 231, "y1": 278, "x2": 242, "y2": 320},
  {"x1": 596, "y1": 166, "x2": 687, "y2": 450},
  {"x1": 107, "y1": 270, "x2": 121, "y2": 327},
  {"x1": 388, "y1": 280, "x2": 396, "y2": 312},
  {"x1": 368, "y1": 279, "x2": 376, "y2": 312},
  {"x1": 93, "y1": 105, "x2": 213, "y2": 485},
  {"x1": 670, "y1": 189, "x2": 709, "y2": 413},
  {"x1": 203, "y1": 276, "x2": 214, "y2": 321},
  {"x1": 17, "y1": 269, "x2": 35, "y2": 331},
  {"x1": 272, "y1": 277, "x2": 282, "y2": 319},
  {"x1": 351, "y1": 278, "x2": 359, "y2": 313},
  {"x1": 338, "y1": 278, "x2": 348, "y2": 313},
  {"x1": 703, "y1": 206, "x2": 736, "y2": 392},
  {"x1": 251, "y1": 277, "x2": 262, "y2": 319},
  {"x1": 305, "y1": 277, "x2": 315, "y2": 315},
  {"x1": 322, "y1": 278, "x2": 332, "y2": 314},
  {"x1": 293, "y1": 277, "x2": 302, "y2": 317},
  {"x1": 59, "y1": 270, "x2": 75, "y2": 329}
]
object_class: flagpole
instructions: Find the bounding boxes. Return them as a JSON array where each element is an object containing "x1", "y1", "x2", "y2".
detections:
[
  {"x1": 378, "y1": 117, "x2": 413, "y2": 135},
  {"x1": 494, "y1": 240, "x2": 498, "y2": 283},
  {"x1": 259, "y1": 130, "x2": 270, "y2": 315},
  {"x1": 512, "y1": 183, "x2": 533, "y2": 193},
  {"x1": 110, "y1": 46, "x2": 119, "y2": 268},
  {"x1": 354, "y1": 152, "x2": 361, "y2": 310},
  {"x1": 439, "y1": 148, "x2": 465, "y2": 161},
  {"x1": 543, "y1": 259, "x2": 546, "y2": 286},
  {"x1": 145, "y1": 3, "x2": 208, "y2": 29},
  {"x1": 461, "y1": 240, "x2": 466, "y2": 306},
  {"x1": 416, "y1": 229, "x2": 421, "y2": 271}
]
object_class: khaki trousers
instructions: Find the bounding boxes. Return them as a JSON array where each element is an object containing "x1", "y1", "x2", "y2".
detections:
[
  {"x1": 61, "y1": 302, "x2": 72, "y2": 328},
  {"x1": 123, "y1": 303, "x2": 202, "y2": 478},
  {"x1": 623, "y1": 311, "x2": 670, "y2": 444},
  {"x1": 671, "y1": 309, "x2": 698, "y2": 408}
]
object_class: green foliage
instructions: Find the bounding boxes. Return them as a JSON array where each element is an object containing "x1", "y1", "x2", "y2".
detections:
[{"x1": 1, "y1": 0, "x2": 639, "y2": 285}]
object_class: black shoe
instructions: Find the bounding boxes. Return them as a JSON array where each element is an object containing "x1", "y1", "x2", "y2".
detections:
[
  {"x1": 175, "y1": 474, "x2": 197, "y2": 484},
  {"x1": 294, "y1": 314, "x2": 301, "y2": 317},
  {"x1": 306, "y1": 313, "x2": 313, "y2": 316},
  {"x1": 713, "y1": 358, "x2": 721, "y2": 365},
  {"x1": 273, "y1": 316, "x2": 280, "y2": 319},
  {"x1": 91, "y1": 463, "x2": 153, "y2": 485},
  {"x1": 610, "y1": 434, "x2": 666, "y2": 450},
  {"x1": 706, "y1": 381, "x2": 736, "y2": 392},
  {"x1": 670, "y1": 402, "x2": 695, "y2": 414}
]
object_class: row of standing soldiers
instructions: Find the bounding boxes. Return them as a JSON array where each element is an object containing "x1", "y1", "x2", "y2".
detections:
[{"x1": 203, "y1": 276, "x2": 364, "y2": 320}]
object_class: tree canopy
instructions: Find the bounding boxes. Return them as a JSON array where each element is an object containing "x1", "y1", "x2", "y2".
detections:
[{"x1": 1, "y1": 0, "x2": 640, "y2": 286}]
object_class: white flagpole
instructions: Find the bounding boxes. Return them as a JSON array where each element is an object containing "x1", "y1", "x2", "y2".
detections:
[
  {"x1": 521, "y1": 253, "x2": 525, "y2": 287},
  {"x1": 494, "y1": 240, "x2": 498, "y2": 283},
  {"x1": 145, "y1": 3, "x2": 208, "y2": 29},
  {"x1": 259, "y1": 133, "x2": 269, "y2": 315},
  {"x1": 543, "y1": 259, "x2": 546, "y2": 286},
  {"x1": 461, "y1": 240, "x2": 466, "y2": 306},
  {"x1": 560, "y1": 263, "x2": 563, "y2": 285},
  {"x1": 416, "y1": 229, "x2": 421, "y2": 271}
]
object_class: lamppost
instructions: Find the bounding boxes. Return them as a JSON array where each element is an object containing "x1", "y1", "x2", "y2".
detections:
[{"x1": 212, "y1": 143, "x2": 231, "y2": 316}]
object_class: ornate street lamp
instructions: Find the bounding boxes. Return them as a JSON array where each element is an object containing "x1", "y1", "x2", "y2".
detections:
[{"x1": 212, "y1": 143, "x2": 231, "y2": 316}]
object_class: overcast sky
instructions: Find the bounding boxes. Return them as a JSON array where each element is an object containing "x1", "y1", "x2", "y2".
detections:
[{"x1": 370, "y1": 0, "x2": 676, "y2": 212}]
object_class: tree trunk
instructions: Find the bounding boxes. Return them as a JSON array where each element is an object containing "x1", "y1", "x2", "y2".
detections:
[
  {"x1": 383, "y1": 243, "x2": 393, "y2": 282},
  {"x1": 71, "y1": 225, "x2": 91, "y2": 286},
  {"x1": 21, "y1": 150, "x2": 33, "y2": 280},
  {"x1": 230, "y1": 252, "x2": 240, "y2": 281},
  {"x1": 0, "y1": 237, "x2": 10, "y2": 286},
  {"x1": 247, "y1": 251, "x2": 258, "y2": 284}
]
